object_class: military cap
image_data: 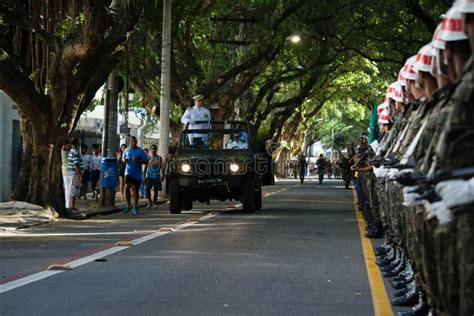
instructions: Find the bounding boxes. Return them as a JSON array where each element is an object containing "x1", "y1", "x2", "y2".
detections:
[{"x1": 193, "y1": 94, "x2": 204, "y2": 100}]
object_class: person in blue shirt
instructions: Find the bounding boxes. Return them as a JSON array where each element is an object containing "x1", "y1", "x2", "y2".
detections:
[
  {"x1": 144, "y1": 144, "x2": 163, "y2": 208},
  {"x1": 122, "y1": 136, "x2": 148, "y2": 214}
]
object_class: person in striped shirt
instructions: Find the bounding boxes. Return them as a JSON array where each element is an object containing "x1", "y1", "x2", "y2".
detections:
[{"x1": 66, "y1": 138, "x2": 84, "y2": 212}]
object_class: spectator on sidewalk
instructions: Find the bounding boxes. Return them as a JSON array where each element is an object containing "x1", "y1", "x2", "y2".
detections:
[
  {"x1": 140, "y1": 148, "x2": 149, "y2": 199},
  {"x1": 144, "y1": 144, "x2": 163, "y2": 208},
  {"x1": 90, "y1": 144, "x2": 102, "y2": 199},
  {"x1": 165, "y1": 144, "x2": 177, "y2": 194},
  {"x1": 80, "y1": 144, "x2": 91, "y2": 199},
  {"x1": 67, "y1": 138, "x2": 84, "y2": 211},
  {"x1": 61, "y1": 140, "x2": 71, "y2": 209},
  {"x1": 122, "y1": 136, "x2": 148, "y2": 214},
  {"x1": 117, "y1": 143, "x2": 127, "y2": 201}
]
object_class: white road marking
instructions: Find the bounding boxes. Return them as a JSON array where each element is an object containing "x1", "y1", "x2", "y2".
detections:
[
  {"x1": 0, "y1": 213, "x2": 217, "y2": 294},
  {"x1": 0, "y1": 271, "x2": 63, "y2": 294},
  {"x1": 0, "y1": 231, "x2": 160, "y2": 238},
  {"x1": 0, "y1": 185, "x2": 294, "y2": 294}
]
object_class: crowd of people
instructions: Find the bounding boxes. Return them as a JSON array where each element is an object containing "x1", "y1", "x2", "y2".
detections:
[
  {"x1": 285, "y1": 154, "x2": 350, "y2": 186},
  {"x1": 61, "y1": 136, "x2": 172, "y2": 216},
  {"x1": 348, "y1": 2, "x2": 474, "y2": 315}
]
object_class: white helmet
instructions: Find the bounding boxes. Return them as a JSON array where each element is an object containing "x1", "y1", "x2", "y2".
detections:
[
  {"x1": 377, "y1": 100, "x2": 388, "y2": 114},
  {"x1": 378, "y1": 108, "x2": 390, "y2": 125},
  {"x1": 432, "y1": 24, "x2": 446, "y2": 50},
  {"x1": 401, "y1": 56, "x2": 417, "y2": 81},
  {"x1": 388, "y1": 82, "x2": 403, "y2": 102},
  {"x1": 414, "y1": 44, "x2": 435, "y2": 73},
  {"x1": 397, "y1": 68, "x2": 407, "y2": 86},
  {"x1": 439, "y1": 7, "x2": 468, "y2": 41},
  {"x1": 454, "y1": 0, "x2": 474, "y2": 13}
]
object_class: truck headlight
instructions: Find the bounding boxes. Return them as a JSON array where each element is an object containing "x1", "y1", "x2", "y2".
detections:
[
  {"x1": 230, "y1": 163, "x2": 239, "y2": 173},
  {"x1": 181, "y1": 163, "x2": 191, "y2": 173}
]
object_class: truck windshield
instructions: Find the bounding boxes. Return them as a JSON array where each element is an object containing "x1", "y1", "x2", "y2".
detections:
[{"x1": 180, "y1": 129, "x2": 249, "y2": 150}]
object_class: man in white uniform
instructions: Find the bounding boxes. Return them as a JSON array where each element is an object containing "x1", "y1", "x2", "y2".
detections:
[{"x1": 181, "y1": 94, "x2": 211, "y2": 145}]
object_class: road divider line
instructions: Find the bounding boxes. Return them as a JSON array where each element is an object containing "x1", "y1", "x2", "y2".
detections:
[
  {"x1": 0, "y1": 213, "x2": 217, "y2": 294},
  {"x1": 352, "y1": 190, "x2": 393, "y2": 316}
]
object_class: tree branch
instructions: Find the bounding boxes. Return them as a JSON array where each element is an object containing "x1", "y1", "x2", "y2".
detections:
[{"x1": 0, "y1": 58, "x2": 50, "y2": 120}]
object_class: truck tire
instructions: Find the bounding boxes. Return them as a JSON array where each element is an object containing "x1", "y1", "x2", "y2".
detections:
[
  {"x1": 242, "y1": 176, "x2": 255, "y2": 213},
  {"x1": 169, "y1": 179, "x2": 182, "y2": 214}
]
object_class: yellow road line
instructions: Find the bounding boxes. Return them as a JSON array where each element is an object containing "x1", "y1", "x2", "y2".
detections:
[{"x1": 352, "y1": 190, "x2": 393, "y2": 316}]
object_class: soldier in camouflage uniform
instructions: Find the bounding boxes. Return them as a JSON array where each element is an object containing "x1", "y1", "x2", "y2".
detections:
[{"x1": 426, "y1": 3, "x2": 474, "y2": 314}]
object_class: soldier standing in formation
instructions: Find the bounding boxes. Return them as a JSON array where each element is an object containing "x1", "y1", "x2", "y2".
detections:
[{"x1": 351, "y1": 2, "x2": 474, "y2": 315}]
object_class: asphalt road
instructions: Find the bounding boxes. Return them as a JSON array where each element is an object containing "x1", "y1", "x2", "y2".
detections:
[{"x1": 0, "y1": 178, "x2": 375, "y2": 316}]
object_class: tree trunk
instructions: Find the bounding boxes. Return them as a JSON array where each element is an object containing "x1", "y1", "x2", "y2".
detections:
[
  {"x1": 12, "y1": 117, "x2": 67, "y2": 216},
  {"x1": 12, "y1": 117, "x2": 33, "y2": 201}
]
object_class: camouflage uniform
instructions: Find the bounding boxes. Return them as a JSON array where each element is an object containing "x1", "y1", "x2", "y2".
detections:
[
  {"x1": 430, "y1": 58, "x2": 474, "y2": 316},
  {"x1": 375, "y1": 107, "x2": 414, "y2": 246},
  {"x1": 411, "y1": 85, "x2": 455, "y2": 312}
]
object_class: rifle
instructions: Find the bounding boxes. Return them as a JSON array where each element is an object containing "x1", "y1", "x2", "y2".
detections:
[
  {"x1": 396, "y1": 166, "x2": 474, "y2": 202},
  {"x1": 351, "y1": 150, "x2": 370, "y2": 170}
]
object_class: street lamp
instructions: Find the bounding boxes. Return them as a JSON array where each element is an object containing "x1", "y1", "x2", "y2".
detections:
[
  {"x1": 331, "y1": 125, "x2": 353, "y2": 160},
  {"x1": 286, "y1": 34, "x2": 301, "y2": 44}
]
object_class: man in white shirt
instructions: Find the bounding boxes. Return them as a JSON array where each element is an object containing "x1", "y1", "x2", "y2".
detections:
[
  {"x1": 80, "y1": 144, "x2": 92, "y2": 199},
  {"x1": 181, "y1": 94, "x2": 211, "y2": 145}
]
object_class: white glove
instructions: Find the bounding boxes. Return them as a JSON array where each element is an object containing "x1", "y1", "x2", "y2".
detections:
[
  {"x1": 403, "y1": 186, "x2": 418, "y2": 195},
  {"x1": 431, "y1": 200, "x2": 453, "y2": 225},
  {"x1": 388, "y1": 168, "x2": 400, "y2": 180},
  {"x1": 435, "y1": 178, "x2": 474, "y2": 209},
  {"x1": 373, "y1": 166, "x2": 381, "y2": 177},
  {"x1": 402, "y1": 187, "x2": 423, "y2": 207},
  {"x1": 375, "y1": 167, "x2": 389, "y2": 178},
  {"x1": 423, "y1": 200, "x2": 435, "y2": 220}
]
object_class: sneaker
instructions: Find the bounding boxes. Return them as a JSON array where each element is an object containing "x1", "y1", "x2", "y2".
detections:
[
  {"x1": 146, "y1": 203, "x2": 152, "y2": 209},
  {"x1": 133, "y1": 206, "x2": 139, "y2": 214},
  {"x1": 123, "y1": 205, "x2": 131, "y2": 213}
]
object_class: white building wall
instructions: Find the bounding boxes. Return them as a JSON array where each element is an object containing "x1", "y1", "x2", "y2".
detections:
[{"x1": 0, "y1": 91, "x2": 20, "y2": 202}]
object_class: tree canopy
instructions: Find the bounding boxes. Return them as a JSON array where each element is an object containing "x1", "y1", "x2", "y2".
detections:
[
  {"x1": 0, "y1": 0, "x2": 450, "y2": 212},
  {"x1": 124, "y1": 0, "x2": 448, "y2": 154}
]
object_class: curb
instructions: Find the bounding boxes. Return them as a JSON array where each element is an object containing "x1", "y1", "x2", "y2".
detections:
[
  {"x1": 0, "y1": 200, "x2": 169, "y2": 230},
  {"x1": 0, "y1": 221, "x2": 52, "y2": 232}
]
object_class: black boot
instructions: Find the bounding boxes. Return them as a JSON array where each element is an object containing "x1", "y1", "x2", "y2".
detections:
[
  {"x1": 381, "y1": 255, "x2": 404, "y2": 272},
  {"x1": 392, "y1": 290, "x2": 419, "y2": 307},
  {"x1": 394, "y1": 288, "x2": 409, "y2": 298},
  {"x1": 374, "y1": 244, "x2": 392, "y2": 255},
  {"x1": 376, "y1": 248, "x2": 398, "y2": 266},
  {"x1": 397, "y1": 296, "x2": 429, "y2": 316},
  {"x1": 383, "y1": 260, "x2": 406, "y2": 278},
  {"x1": 392, "y1": 277, "x2": 414, "y2": 290}
]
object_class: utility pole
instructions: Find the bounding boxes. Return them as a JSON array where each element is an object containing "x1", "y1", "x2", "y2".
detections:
[
  {"x1": 102, "y1": 69, "x2": 119, "y2": 158},
  {"x1": 100, "y1": 68, "x2": 119, "y2": 207},
  {"x1": 159, "y1": 0, "x2": 171, "y2": 199}
]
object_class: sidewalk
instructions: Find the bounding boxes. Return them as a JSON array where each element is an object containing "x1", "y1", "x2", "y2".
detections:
[
  {"x1": 75, "y1": 193, "x2": 167, "y2": 219},
  {"x1": 0, "y1": 193, "x2": 168, "y2": 232}
]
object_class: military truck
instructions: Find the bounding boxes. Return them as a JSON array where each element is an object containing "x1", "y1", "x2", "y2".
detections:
[{"x1": 167, "y1": 121, "x2": 273, "y2": 214}]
